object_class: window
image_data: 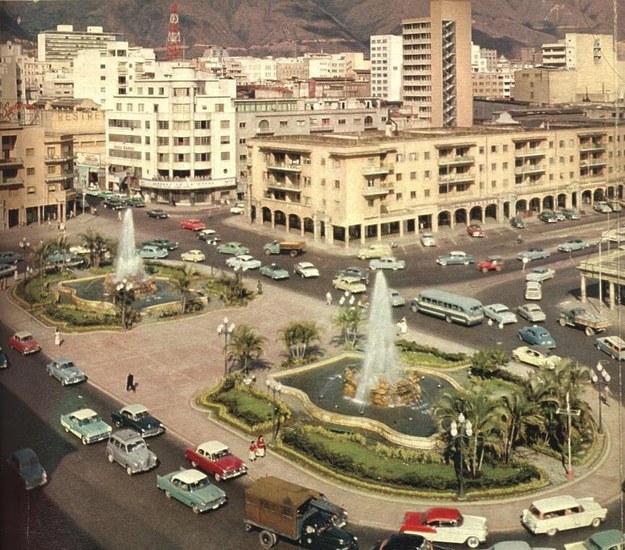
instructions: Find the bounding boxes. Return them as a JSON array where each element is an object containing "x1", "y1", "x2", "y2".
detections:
[
  {"x1": 395, "y1": 193, "x2": 402, "y2": 200},
  {"x1": 158, "y1": 137, "x2": 169, "y2": 146},
  {"x1": 239, "y1": 122, "x2": 246, "y2": 128},
  {"x1": 145, "y1": 121, "x2": 150, "y2": 129},
  {"x1": 221, "y1": 152, "x2": 230, "y2": 161},
  {"x1": 503, "y1": 144, "x2": 508, "y2": 152},
  {"x1": 280, "y1": 121, "x2": 288, "y2": 127},
  {"x1": 27, "y1": 186, "x2": 36, "y2": 194},
  {"x1": 424, "y1": 170, "x2": 430, "y2": 179},
  {"x1": 26, "y1": 148, "x2": 34, "y2": 157},
  {"x1": 424, "y1": 152, "x2": 430, "y2": 160},
  {"x1": 47, "y1": 147, "x2": 55, "y2": 157},
  {"x1": 491, "y1": 163, "x2": 496, "y2": 171},
  {"x1": 410, "y1": 191, "x2": 416, "y2": 199},
  {"x1": 338, "y1": 119, "x2": 346, "y2": 125},
  {"x1": 195, "y1": 120, "x2": 209, "y2": 129},
  {"x1": 491, "y1": 145, "x2": 497, "y2": 153},
  {"x1": 158, "y1": 121, "x2": 169, "y2": 130},
  {"x1": 334, "y1": 180, "x2": 340, "y2": 189},
  {"x1": 220, "y1": 120, "x2": 230, "y2": 129},
  {"x1": 220, "y1": 136, "x2": 231, "y2": 144},
  {"x1": 215, "y1": 103, "x2": 224, "y2": 112},
  {"x1": 479, "y1": 146, "x2": 484, "y2": 154},
  {"x1": 409, "y1": 152, "x2": 417, "y2": 161},
  {"x1": 396, "y1": 154, "x2": 403, "y2": 162},
  {"x1": 410, "y1": 171, "x2": 417, "y2": 180},
  {"x1": 27, "y1": 167, "x2": 35, "y2": 175},
  {"x1": 502, "y1": 162, "x2": 508, "y2": 170},
  {"x1": 396, "y1": 173, "x2": 402, "y2": 181},
  {"x1": 424, "y1": 189, "x2": 430, "y2": 197}
]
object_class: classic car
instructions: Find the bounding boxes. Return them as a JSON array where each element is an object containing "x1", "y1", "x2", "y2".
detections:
[
  {"x1": 595, "y1": 336, "x2": 625, "y2": 361},
  {"x1": 259, "y1": 263, "x2": 290, "y2": 280},
  {"x1": 517, "y1": 248, "x2": 551, "y2": 261},
  {"x1": 525, "y1": 267, "x2": 555, "y2": 282},
  {"x1": 512, "y1": 346, "x2": 561, "y2": 368},
  {"x1": 226, "y1": 254, "x2": 262, "y2": 271},
  {"x1": 476, "y1": 256, "x2": 504, "y2": 273},
  {"x1": 559, "y1": 208, "x2": 581, "y2": 220},
  {"x1": 126, "y1": 197, "x2": 145, "y2": 208},
  {"x1": 335, "y1": 266, "x2": 369, "y2": 284},
  {"x1": 487, "y1": 543, "x2": 557, "y2": 550},
  {"x1": 510, "y1": 217, "x2": 526, "y2": 229},
  {"x1": 521, "y1": 495, "x2": 607, "y2": 536},
  {"x1": 8, "y1": 331, "x2": 41, "y2": 355},
  {"x1": 156, "y1": 468, "x2": 227, "y2": 513},
  {"x1": 525, "y1": 281, "x2": 543, "y2": 301},
  {"x1": 372, "y1": 533, "x2": 433, "y2": 550},
  {"x1": 0, "y1": 251, "x2": 24, "y2": 264},
  {"x1": 216, "y1": 241, "x2": 250, "y2": 255},
  {"x1": 0, "y1": 262, "x2": 17, "y2": 278},
  {"x1": 180, "y1": 219, "x2": 207, "y2": 231},
  {"x1": 518, "y1": 326, "x2": 556, "y2": 348},
  {"x1": 69, "y1": 244, "x2": 90, "y2": 256},
  {"x1": 389, "y1": 289, "x2": 406, "y2": 307},
  {"x1": 110, "y1": 404, "x2": 165, "y2": 438},
  {"x1": 483, "y1": 303, "x2": 517, "y2": 325},
  {"x1": 7, "y1": 448, "x2": 48, "y2": 490},
  {"x1": 369, "y1": 256, "x2": 406, "y2": 270},
  {"x1": 400, "y1": 508, "x2": 488, "y2": 548},
  {"x1": 332, "y1": 275, "x2": 367, "y2": 294},
  {"x1": 60, "y1": 408, "x2": 112, "y2": 445},
  {"x1": 538, "y1": 210, "x2": 559, "y2": 223},
  {"x1": 45, "y1": 357, "x2": 86, "y2": 386},
  {"x1": 185, "y1": 440, "x2": 247, "y2": 481},
  {"x1": 517, "y1": 304, "x2": 547, "y2": 323},
  {"x1": 138, "y1": 245, "x2": 168, "y2": 259},
  {"x1": 436, "y1": 251, "x2": 476, "y2": 266},
  {"x1": 557, "y1": 239, "x2": 590, "y2": 253},
  {"x1": 293, "y1": 261, "x2": 320, "y2": 278},
  {"x1": 229, "y1": 202, "x2": 245, "y2": 214},
  {"x1": 106, "y1": 429, "x2": 158, "y2": 475},
  {"x1": 564, "y1": 530, "x2": 625, "y2": 550},
  {"x1": 146, "y1": 209, "x2": 169, "y2": 219},
  {"x1": 181, "y1": 249, "x2": 206, "y2": 262},
  {"x1": 0, "y1": 346, "x2": 8, "y2": 369},
  {"x1": 103, "y1": 198, "x2": 126, "y2": 210},
  {"x1": 197, "y1": 228, "x2": 222, "y2": 242},
  {"x1": 467, "y1": 224, "x2": 485, "y2": 237},
  {"x1": 420, "y1": 233, "x2": 437, "y2": 247},
  {"x1": 142, "y1": 238, "x2": 178, "y2": 250}
]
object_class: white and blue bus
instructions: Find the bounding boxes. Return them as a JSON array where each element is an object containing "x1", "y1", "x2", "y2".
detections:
[{"x1": 410, "y1": 289, "x2": 484, "y2": 326}]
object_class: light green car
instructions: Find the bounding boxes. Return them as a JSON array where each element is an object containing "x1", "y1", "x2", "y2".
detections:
[
  {"x1": 60, "y1": 408, "x2": 112, "y2": 445},
  {"x1": 156, "y1": 468, "x2": 227, "y2": 514}
]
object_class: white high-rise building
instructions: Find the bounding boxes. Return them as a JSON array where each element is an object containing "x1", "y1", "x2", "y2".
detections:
[{"x1": 370, "y1": 35, "x2": 403, "y2": 102}]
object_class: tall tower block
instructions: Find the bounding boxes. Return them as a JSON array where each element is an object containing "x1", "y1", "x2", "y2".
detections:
[{"x1": 167, "y1": 3, "x2": 183, "y2": 61}]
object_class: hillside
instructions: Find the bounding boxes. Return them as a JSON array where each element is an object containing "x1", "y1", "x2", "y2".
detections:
[{"x1": 1, "y1": 0, "x2": 623, "y2": 58}]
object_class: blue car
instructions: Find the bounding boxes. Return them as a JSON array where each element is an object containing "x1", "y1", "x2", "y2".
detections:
[{"x1": 518, "y1": 325, "x2": 556, "y2": 348}]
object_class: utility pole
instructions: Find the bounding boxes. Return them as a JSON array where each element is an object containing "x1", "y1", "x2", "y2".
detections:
[{"x1": 557, "y1": 392, "x2": 581, "y2": 480}]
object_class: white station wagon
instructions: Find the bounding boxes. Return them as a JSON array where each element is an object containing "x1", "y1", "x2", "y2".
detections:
[{"x1": 521, "y1": 495, "x2": 607, "y2": 536}]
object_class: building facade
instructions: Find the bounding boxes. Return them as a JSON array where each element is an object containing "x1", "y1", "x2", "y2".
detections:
[{"x1": 370, "y1": 35, "x2": 403, "y2": 102}]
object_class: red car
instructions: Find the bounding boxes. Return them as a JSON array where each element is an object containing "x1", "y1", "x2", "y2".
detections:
[
  {"x1": 8, "y1": 331, "x2": 41, "y2": 355},
  {"x1": 400, "y1": 508, "x2": 488, "y2": 548},
  {"x1": 185, "y1": 440, "x2": 247, "y2": 481},
  {"x1": 467, "y1": 224, "x2": 485, "y2": 238},
  {"x1": 476, "y1": 256, "x2": 504, "y2": 273},
  {"x1": 180, "y1": 219, "x2": 207, "y2": 231}
]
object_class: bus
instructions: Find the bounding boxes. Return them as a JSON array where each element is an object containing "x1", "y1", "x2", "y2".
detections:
[{"x1": 410, "y1": 289, "x2": 484, "y2": 326}]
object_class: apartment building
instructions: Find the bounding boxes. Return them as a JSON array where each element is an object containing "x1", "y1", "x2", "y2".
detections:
[
  {"x1": 370, "y1": 35, "x2": 403, "y2": 102},
  {"x1": 246, "y1": 121, "x2": 623, "y2": 246}
]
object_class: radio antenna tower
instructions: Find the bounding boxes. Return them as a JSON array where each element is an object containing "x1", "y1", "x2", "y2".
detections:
[{"x1": 167, "y1": 3, "x2": 183, "y2": 61}]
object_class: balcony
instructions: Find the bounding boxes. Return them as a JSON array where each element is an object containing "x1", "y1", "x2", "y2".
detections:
[
  {"x1": 0, "y1": 177, "x2": 24, "y2": 187},
  {"x1": 45, "y1": 171, "x2": 77, "y2": 183},
  {"x1": 438, "y1": 155, "x2": 474, "y2": 167},
  {"x1": 362, "y1": 165, "x2": 392, "y2": 177},
  {"x1": 267, "y1": 162, "x2": 302, "y2": 173},
  {"x1": 579, "y1": 143, "x2": 606, "y2": 153},
  {"x1": 580, "y1": 158, "x2": 607, "y2": 167},
  {"x1": 139, "y1": 175, "x2": 236, "y2": 191},
  {"x1": 45, "y1": 155, "x2": 75, "y2": 164},
  {"x1": 0, "y1": 157, "x2": 24, "y2": 168},
  {"x1": 514, "y1": 164, "x2": 546, "y2": 175},
  {"x1": 514, "y1": 148, "x2": 548, "y2": 158},
  {"x1": 362, "y1": 185, "x2": 393, "y2": 197},
  {"x1": 266, "y1": 181, "x2": 302, "y2": 193},
  {"x1": 438, "y1": 173, "x2": 475, "y2": 184}
]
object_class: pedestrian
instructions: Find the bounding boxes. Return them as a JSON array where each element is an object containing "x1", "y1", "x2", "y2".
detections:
[
  {"x1": 256, "y1": 435, "x2": 266, "y2": 458},
  {"x1": 54, "y1": 328, "x2": 61, "y2": 347},
  {"x1": 256, "y1": 280, "x2": 263, "y2": 295},
  {"x1": 248, "y1": 440, "x2": 257, "y2": 462},
  {"x1": 325, "y1": 291, "x2": 333, "y2": 306},
  {"x1": 126, "y1": 373, "x2": 135, "y2": 392},
  {"x1": 400, "y1": 317, "x2": 408, "y2": 335},
  {"x1": 117, "y1": 210, "x2": 122, "y2": 221}
]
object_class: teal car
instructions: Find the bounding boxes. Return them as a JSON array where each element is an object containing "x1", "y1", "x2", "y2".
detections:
[
  {"x1": 216, "y1": 241, "x2": 250, "y2": 255},
  {"x1": 60, "y1": 408, "x2": 112, "y2": 445},
  {"x1": 259, "y1": 263, "x2": 290, "y2": 280},
  {"x1": 46, "y1": 357, "x2": 86, "y2": 386},
  {"x1": 156, "y1": 468, "x2": 227, "y2": 514}
]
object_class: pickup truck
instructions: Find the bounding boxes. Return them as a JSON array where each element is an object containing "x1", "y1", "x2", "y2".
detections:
[
  {"x1": 244, "y1": 476, "x2": 357, "y2": 549},
  {"x1": 263, "y1": 240, "x2": 306, "y2": 257},
  {"x1": 558, "y1": 306, "x2": 611, "y2": 336},
  {"x1": 564, "y1": 530, "x2": 624, "y2": 550}
]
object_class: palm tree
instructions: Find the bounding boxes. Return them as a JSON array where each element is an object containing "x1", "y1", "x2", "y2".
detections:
[
  {"x1": 499, "y1": 387, "x2": 544, "y2": 463},
  {"x1": 229, "y1": 324, "x2": 266, "y2": 374},
  {"x1": 78, "y1": 229, "x2": 113, "y2": 268},
  {"x1": 171, "y1": 264, "x2": 194, "y2": 313},
  {"x1": 333, "y1": 306, "x2": 363, "y2": 349},
  {"x1": 31, "y1": 240, "x2": 53, "y2": 277},
  {"x1": 278, "y1": 321, "x2": 321, "y2": 361}
]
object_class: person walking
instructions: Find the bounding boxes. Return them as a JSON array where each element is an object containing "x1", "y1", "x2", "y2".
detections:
[
  {"x1": 325, "y1": 291, "x2": 333, "y2": 306},
  {"x1": 54, "y1": 328, "x2": 62, "y2": 347},
  {"x1": 117, "y1": 210, "x2": 122, "y2": 221},
  {"x1": 255, "y1": 435, "x2": 266, "y2": 458},
  {"x1": 126, "y1": 373, "x2": 135, "y2": 392},
  {"x1": 256, "y1": 280, "x2": 263, "y2": 295},
  {"x1": 248, "y1": 440, "x2": 257, "y2": 463}
]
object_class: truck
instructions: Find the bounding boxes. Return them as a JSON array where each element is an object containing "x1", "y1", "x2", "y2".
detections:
[
  {"x1": 558, "y1": 306, "x2": 611, "y2": 336},
  {"x1": 564, "y1": 529, "x2": 625, "y2": 550},
  {"x1": 263, "y1": 240, "x2": 306, "y2": 258},
  {"x1": 244, "y1": 476, "x2": 358, "y2": 549}
]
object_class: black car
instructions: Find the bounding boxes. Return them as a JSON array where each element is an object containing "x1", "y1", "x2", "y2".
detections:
[
  {"x1": 142, "y1": 238, "x2": 178, "y2": 251},
  {"x1": 103, "y1": 198, "x2": 125, "y2": 210},
  {"x1": 371, "y1": 533, "x2": 431, "y2": 550},
  {"x1": 0, "y1": 346, "x2": 8, "y2": 369},
  {"x1": 146, "y1": 209, "x2": 169, "y2": 219},
  {"x1": 127, "y1": 197, "x2": 146, "y2": 208},
  {"x1": 336, "y1": 266, "x2": 369, "y2": 284},
  {"x1": 111, "y1": 404, "x2": 165, "y2": 438},
  {"x1": 8, "y1": 448, "x2": 48, "y2": 490},
  {"x1": 510, "y1": 216, "x2": 525, "y2": 229}
]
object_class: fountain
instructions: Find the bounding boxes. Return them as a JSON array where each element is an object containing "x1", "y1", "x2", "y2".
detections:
[{"x1": 114, "y1": 208, "x2": 145, "y2": 281}]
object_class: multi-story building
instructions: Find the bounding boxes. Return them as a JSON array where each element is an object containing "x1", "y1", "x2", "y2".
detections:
[
  {"x1": 106, "y1": 62, "x2": 237, "y2": 205},
  {"x1": 401, "y1": 0, "x2": 473, "y2": 127},
  {"x1": 246, "y1": 119, "x2": 623, "y2": 246},
  {"x1": 370, "y1": 35, "x2": 403, "y2": 102}
]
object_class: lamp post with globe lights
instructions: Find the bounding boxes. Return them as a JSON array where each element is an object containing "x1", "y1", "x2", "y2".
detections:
[
  {"x1": 217, "y1": 317, "x2": 235, "y2": 377},
  {"x1": 590, "y1": 362, "x2": 610, "y2": 434},
  {"x1": 449, "y1": 413, "x2": 473, "y2": 500},
  {"x1": 266, "y1": 378, "x2": 283, "y2": 446},
  {"x1": 114, "y1": 279, "x2": 135, "y2": 330}
]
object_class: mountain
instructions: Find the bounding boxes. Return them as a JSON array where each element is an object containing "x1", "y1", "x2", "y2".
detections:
[{"x1": 1, "y1": 0, "x2": 623, "y2": 58}]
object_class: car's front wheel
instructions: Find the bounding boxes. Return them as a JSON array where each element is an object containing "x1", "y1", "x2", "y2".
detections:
[
  {"x1": 165, "y1": 490, "x2": 172, "y2": 499},
  {"x1": 126, "y1": 466, "x2": 134, "y2": 476},
  {"x1": 546, "y1": 528, "x2": 558, "y2": 537},
  {"x1": 466, "y1": 537, "x2": 480, "y2": 549},
  {"x1": 192, "y1": 504, "x2": 200, "y2": 514},
  {"x1": 81, "y1": 436, "x2": 88, "y2": 445},
  {"x1": 107, "y1": 453, "x2": 115, "y2": 463},
  {"x1": 591, "y1": 517, "x2": 602, "y2": 528},
  {"x1": 215, "y1": 473, "x2": 222, "y2": 482}
]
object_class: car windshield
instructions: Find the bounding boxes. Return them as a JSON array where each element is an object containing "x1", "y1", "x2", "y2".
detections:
[
  {"x1": 59, "y1": 362, "x2": 74, "y2": 369},
  {"x1": 21, "y1": 335, "x2": 33, "y2": 342},
  {"x1": 78, "y1": 415, "x2": 98, "y2": 426},
  {"x1": 214, "y1": 449, "x2": 231, "y2": 460},
  {"x1": 133, "y1": 410, "x2": 149, "y2": 419},
  {"x1": 127, "y1": 440, "x2": 146, "y2": 453},
  {"x1": 189, "y1": 477, "x2": 209, "y2": 490}
]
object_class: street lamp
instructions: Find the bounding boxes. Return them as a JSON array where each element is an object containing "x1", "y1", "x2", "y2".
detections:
[
  {"x1": 487, "y1": 319, "x2": 504, "y2": 347},
  {"x1": 449, "y1": 413, "x2": 473, "y2": 500},
  {"x1": 217, "y1": 317, "x2": 235, "y2": 377},
  {"x1": 266, "y1": 377, "x2": 283, "y2": 446},
  {"x1": 115, "y1": 279, "x2": 135, "y2": 330},
  {"x1": 589, "y1": 362, "x2": 611, "y2": 434}
]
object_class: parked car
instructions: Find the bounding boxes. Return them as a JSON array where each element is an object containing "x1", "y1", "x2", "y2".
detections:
[
  {"x1": 420, "y1": 233, "x2": 437, "y2": 247},
  {"x1": 7, "y1": 448, "x2": 48, "y2": 490},
  {"x1": 518, "y1": 325, "x2": 556, "y2": 348},
  {"x1": 357, "y1": 243, "x2": 392, "y2": 259},
  {"x1": 0, "y1": 346, "x2": 8, "y2": 369},
  {"x1": 436, "y1": 251, "x2": 476, "y2": 266},
  {"x1": 538, "y1": 210, "x2": 559, "y2": 223},
  {"x1": 372, "y1": 533, "x2": 433, "y2": 550},
  {"x1": 60, "y1": 408, "x2": 112, "y2": 445},
  {"x1": 389, "y1": 289, "x2": 406, "y2": 307},
  {"x1": 181, "y1": 249, "x2": 206, "y2": 263},
  {"x1": 484, "y1": 303, "x2": 517, "y2": 325},
  {"x1": 476, "y1": 256, "x2": 504, "y2": 273},
  {"x1": 156, "y1": 468, "x2": 227, "y2": 513},
  {"x1": 607, "y1": 200, "x2": 622, "y2": 212},
  {"x1": 558, "y1": 239, "x2": 590, "y2": 253},
  {"x1": 216, "y1": 241, "x2": 250, "y2": 255},
  {"x1": 196, "y1": 228, "x2": 220, "y2": 242},
  {"x1": 400, "y1": 508, "x2": 488, "y2": 548},
  {"x1": 126, "y1": 197, "x2": 145, "y2": 208},
  {"x1": 229, "y1": 202, "x2": 245, "y2": 214},
  {"x1": 0, "y1": 251, "x2": 24, "y2": 264},
  {"x1": 110, "y1": 404, "x2": 165, "y2": 438},
  {"x1": 512, "y1": 346, "x2": 561, "y2": 368},
  {"x1": 564, "y1": 530, "x2": 625, "y2": 550},
  {"x1": 488, "y1": 542, "x2": 556, "y2": 550},
  {"x1": 517, "y1": 248, "x2": 551, "y2": 261},
  {"x1": 8, "y1": 331, "x2": 41, "y2": 355},
  {"x1": 594, "y1": 201, "x2": 612, "y2": 214},
  {"x1": 180, "y1": 219, "x2": 207, "y2": 231},
  {"x1": 259, "y1": 263, "x2": 290, "y2": 280},
  {"x1": 336, "y1": 266, "x2": 369, "y2": 284},
  {"x1": 525, "y1": 267, "x2": 555, "y2": 282},
  {"x1": 106, "y1": 429, "x2": 158, "y2": 475},
  {"x1": 0, "y1": 263, "x2": 17, "y2": 278},
  {"x1": 103, "y1": 198, "x2": 125, "y2": 210},
  {"x1": 524, "y1": 281, "x2": 543, "y2": 300},
  {"x1": 293, "y1": 261, "x2": 320, "y2": 278},
  {"x1": 332, "y1": 275, "x2": 367, "y2": 294},
  {"x1": 467, "y1": 224, "x2": 485, "y2": 237},
  {"x1": 226, "y1": 254, "x2": 262, "y2": 271},
  {"x1": 595, "y1": 335, "x2": 625, "y2": 361},
  {"x1": 521, "y1": 495, "x2": 607, "y2": 536},
  {"x1": 45, "y1": 357, "x2": 86, "y2": 386},
  {"x1": 369, "y1": 256, "x2": 406, "y2": 270},
  {"x1": 146, "y1": 209, "x2": 169, "y2": 219},
  {"x1": 517, "y1": 304, "x2": 547, "y2": 323},
  {"x1": 142, "y1": 238, "x2": 178, "y2": 251},
  {"x1": 138, "y1": 245, "x2": 168, "y2": 259},
  {"x1": 560, "y1": 208, "x2": 581, "y2": 220},
  {"x1": 510, "y1": 217, "x2": 526, "y2": 229},
  {"x1": 185, "y1": 440, "x2": 248, "y2": 481}
]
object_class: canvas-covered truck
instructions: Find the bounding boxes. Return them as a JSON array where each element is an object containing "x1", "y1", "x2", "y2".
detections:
[
  {"x1": 244, "y1": 476, "x2": 358, "y2": 549},
  {"x1": 558, "y1": 306, "x2": 611, "y2": 336},
  {"x1": 263, "y1": 240, "x2": 306, "y2": 257}
]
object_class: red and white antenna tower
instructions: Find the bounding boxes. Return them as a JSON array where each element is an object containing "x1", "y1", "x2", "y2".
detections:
[{"x1": 167, "y1": 3, "x2": 183, "y2": 61}]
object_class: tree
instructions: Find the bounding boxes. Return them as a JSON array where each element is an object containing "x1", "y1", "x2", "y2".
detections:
[
  {"x1": 30, "y1": 240, "x2": 54, "y2": 277},
  {"x1": 471, "y1": 348, "x2": 509, "y2": 378},
  {"x1": 278, "y1": 321, "x2": 321, "y2": 361},
  {"x1": 499, "y1": 387, "x2": 544, "y2": 463},
  {"x1": 78, "y1": 229, "x2": 113, "y2": 268},
  {"x1": 333, "y1": 306, "x2": 363, "y2": 349},
  {"x1": 170, "y1": 264, "x2": 194, "y2": 313},
  {"x1": 229, "y1": 324, "x2": 266, "y2": 374}
]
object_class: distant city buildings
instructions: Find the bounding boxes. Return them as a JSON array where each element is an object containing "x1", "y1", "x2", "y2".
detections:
[{"x1": 370, "y1": 35, "x2": 403, "y2": 102}]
